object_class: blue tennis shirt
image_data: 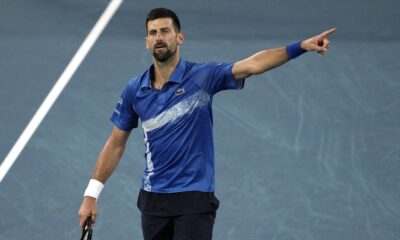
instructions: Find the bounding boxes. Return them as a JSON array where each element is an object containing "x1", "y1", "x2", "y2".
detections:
[{"x1": 111, "y1": 59, "x2": 244, "y2": 193}]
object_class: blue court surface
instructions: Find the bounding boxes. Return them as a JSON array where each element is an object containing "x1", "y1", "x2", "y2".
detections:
[{"x1": 1, "y1": 0, "x2": 400, "y2": 239}]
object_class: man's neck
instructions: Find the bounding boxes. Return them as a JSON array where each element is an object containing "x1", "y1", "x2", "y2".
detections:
[{"x1": 152, "y1": 53, "x2": 180, "y2": 89}]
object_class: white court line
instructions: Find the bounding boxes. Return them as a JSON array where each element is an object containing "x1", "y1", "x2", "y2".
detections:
[{"x1": 0, "y1": 0, "x2": 124, "y2": 183}]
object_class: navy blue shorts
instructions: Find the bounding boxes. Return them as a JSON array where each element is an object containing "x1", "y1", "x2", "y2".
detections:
[
  {"x1": 137, "y1": 190, "x2": 220, "y2": 240},
  {"x1": 141, "y1": 212, "x2": 216, "y2": 240}
]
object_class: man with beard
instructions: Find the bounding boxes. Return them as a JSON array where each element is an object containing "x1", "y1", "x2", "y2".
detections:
[{"x1": 78, "y1": 7, "x2": 335, "y2": 240}]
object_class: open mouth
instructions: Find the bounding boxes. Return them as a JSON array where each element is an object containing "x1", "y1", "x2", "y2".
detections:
[{"x1": 155, "y1": 44, "x2": 167, "y2": 49}]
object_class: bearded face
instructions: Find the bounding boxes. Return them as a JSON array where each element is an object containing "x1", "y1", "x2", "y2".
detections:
[
  {"x1": 146, "y1": 18, "x2": 183, "y2": 63},
  {"x1": 152, "y1": 41, "x2": 177, "y2": 62}
]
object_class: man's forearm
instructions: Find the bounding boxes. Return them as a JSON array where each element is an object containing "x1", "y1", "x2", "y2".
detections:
[
  {"x1": 79, "y1": 141, "x2": 125, "y2": 227},
  {"x1": 84, "y1": 127, "x2": 130, "y2": 200},
  {"x1": 91, "y1": 139, "x2": 126, "y2": 183},
  {"x1": 232, "y1": 47, "x2": 291, "y2": 80},
  {"x1": 247, "y1": 47, "x2": 289, "y2": 75}
]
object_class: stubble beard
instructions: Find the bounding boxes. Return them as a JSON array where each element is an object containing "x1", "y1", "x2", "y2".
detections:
[{"x1": 152, "y1": 45, "x2": 177, "y2": 63}]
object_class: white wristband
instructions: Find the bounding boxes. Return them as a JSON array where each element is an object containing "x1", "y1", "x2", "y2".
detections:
[{"x1": 84, "y1": 179, "x2": 104, "y2": 199}]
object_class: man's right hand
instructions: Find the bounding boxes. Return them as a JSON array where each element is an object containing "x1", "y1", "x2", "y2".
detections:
[{"x1": 78, "y1": 196, "x2": 97, "y2": 229}]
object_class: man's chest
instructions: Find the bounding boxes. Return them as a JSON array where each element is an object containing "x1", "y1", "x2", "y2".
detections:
[{"x1": 134, "y1": 80, "x2": 204, "y2": 123}]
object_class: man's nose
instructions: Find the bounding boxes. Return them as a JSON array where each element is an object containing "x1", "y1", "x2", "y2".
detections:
[{"x1": 155, "y1": 32, "x2": 163, "y2": 40}]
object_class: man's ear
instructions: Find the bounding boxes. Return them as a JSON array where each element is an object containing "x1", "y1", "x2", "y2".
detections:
[
  {"x1": 177, "y1": 32, "x2": 184, "y2": 45},
  {"x1": 144, "y1": 36, "x2": 150, "y2": 49}
]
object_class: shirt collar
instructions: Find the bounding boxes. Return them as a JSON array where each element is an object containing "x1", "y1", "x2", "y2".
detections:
[{"x1": 140, "y1": 59, "x2": 186, "y2": 89}]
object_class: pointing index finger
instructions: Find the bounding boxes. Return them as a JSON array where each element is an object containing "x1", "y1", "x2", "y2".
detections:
[{"x1": 319, "y1": 28, "x2": 336, "y2": 38}]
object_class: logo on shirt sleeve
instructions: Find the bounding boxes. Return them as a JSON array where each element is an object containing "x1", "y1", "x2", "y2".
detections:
[{"x1": 114, "y1": 97, "x2": 123, "y2": 115}]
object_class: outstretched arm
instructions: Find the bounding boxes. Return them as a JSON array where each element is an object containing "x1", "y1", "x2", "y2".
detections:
[
  {"x1": 232, "y1": 28, "x2": 336, "y2": 80},
  {"x1": 78, "y1": 127, "x2": 131, "y2": 228}
]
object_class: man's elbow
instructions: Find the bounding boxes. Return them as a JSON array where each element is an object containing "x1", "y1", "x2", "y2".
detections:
[
  {"x1": 232, "y1": 61, "x2": 260, "y2": 80},
  {"x1": 246, "y1": 63, "x2": 265, "y2": 77}
]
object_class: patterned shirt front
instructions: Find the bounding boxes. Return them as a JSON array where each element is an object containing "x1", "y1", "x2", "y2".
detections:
[{"x1": 111, "y1": 59, "x2": 244, "y2": 193}]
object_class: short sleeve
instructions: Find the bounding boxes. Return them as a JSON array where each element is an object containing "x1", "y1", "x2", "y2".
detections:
[
  {"x1": 201, "y1": 62, "x2": 245, "y2": 95},
  {"x1": 110, "y1": 81, "x2": 139, "y2": 131}
]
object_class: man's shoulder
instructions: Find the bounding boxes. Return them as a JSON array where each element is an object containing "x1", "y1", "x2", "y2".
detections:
[
  {"x1": 184, "y1": 60, "x2": 222, "y2": 73},
  {"x1": 125, "y1": 68, "x2": 150, "y2": 90}
]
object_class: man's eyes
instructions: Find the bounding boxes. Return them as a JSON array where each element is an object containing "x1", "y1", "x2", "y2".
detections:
[{"x1": 148, "y1": 29, "x2": 170, "y2": 36}]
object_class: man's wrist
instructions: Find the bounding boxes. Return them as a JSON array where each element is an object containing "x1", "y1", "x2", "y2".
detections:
[
  {"x1": 84, "y1": 179, "x2": 104, "y2": 199},
  {"x1": 286, "y1": 41, "x2": 307, "y2": 59}
]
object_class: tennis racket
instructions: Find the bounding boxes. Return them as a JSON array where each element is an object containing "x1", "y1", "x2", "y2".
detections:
[{"x1": 80, "y1": 218, "x2": 93, "y2": 240}]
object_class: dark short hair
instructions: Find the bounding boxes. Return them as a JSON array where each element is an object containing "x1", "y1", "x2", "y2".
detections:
[{"x1": 146, "y1": 8, "x2": 181, "y2": 33}]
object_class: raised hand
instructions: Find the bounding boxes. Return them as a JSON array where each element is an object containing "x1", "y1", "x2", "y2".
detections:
[{"x1": 301, "y1": 28, "x2": 336, "y2": 55}]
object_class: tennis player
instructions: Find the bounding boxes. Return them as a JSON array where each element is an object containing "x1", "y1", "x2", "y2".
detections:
[{"x1": 78, "y1": 7, "x2": 335, "y2": 240}]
